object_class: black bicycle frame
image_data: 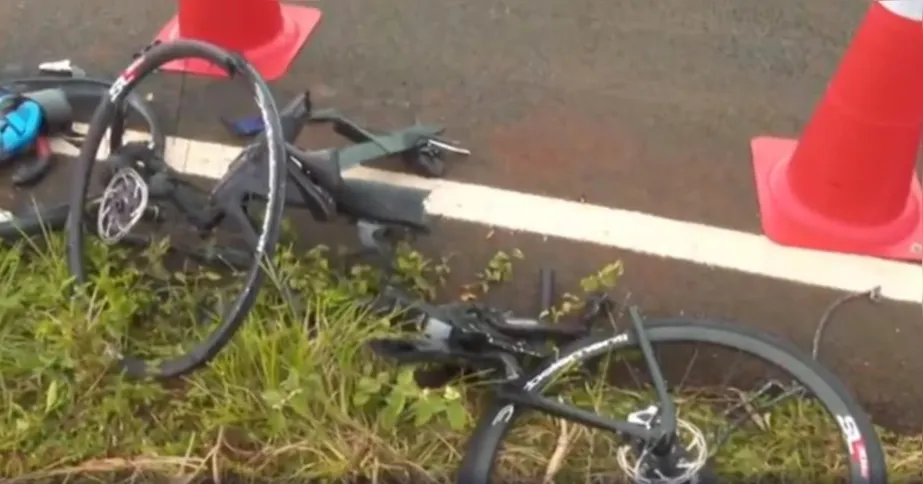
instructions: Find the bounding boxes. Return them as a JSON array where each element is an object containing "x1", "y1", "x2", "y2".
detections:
[
  {"x1": 105, "y1": 91, "x2": 315, "y2": 260},
  {"x1": 492, "y1": 306, "x2": 679, "y2": 446}
]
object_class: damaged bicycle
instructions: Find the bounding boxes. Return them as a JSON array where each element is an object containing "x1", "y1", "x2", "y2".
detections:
[
  {"x1": 38, "y1": 38, "x2": 887, "y2": 482},
  {"x1": 366, "y1": 279, "x2": 887, "y2": 482},
  {"x1": 58, "y1": 39, "x2": 467, "y2": 380}
]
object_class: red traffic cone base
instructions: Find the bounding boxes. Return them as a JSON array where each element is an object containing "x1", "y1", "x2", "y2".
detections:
[
  {"x1": 751, "y1": 137, "x2": 922, "y2": 260},
  {"x1": 154, "y1": 1, "x2": 322, "y2": 81}
]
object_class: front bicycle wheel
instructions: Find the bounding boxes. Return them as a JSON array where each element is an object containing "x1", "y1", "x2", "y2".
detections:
[
  {"x1": 459, "y1": 319, "x2": 887, "y2": 483},
  {"x1": 65, "y1": 39, "x2": 287, "y2": 380}
]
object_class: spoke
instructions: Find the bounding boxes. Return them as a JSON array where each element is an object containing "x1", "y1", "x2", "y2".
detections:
[
  {"x1": 710, "y1": 381, "x2": 806, "y2": 452},
  {"x1": 675, "y1": 345, "x2": 700, "y2": 394}
]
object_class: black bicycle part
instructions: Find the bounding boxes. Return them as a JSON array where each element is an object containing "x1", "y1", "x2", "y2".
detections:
[
  {"x1": 221, "y1": 88, "x2": 459, "y2": 213},
  {"x1": 212, "y1": 91, "x2": 439, "y2": 279},
  {"x1": 12, "y1": 136, "x2": 53, "y2": 187},
  {"x1": 228, "y1": 140, "x2": 432, "y2": 230},
  {"x1": 457, "y1": 319, "x2": 887, "y2": 483},
  {"x1": 0, "y1": 203, "x2": 70, "y2": 241},
  {"x1": 366, "y1": 283, "x2": 610, "y2": 385},
  {"x1": 66, "y1": 39, "x2": 287, "y2": 380},
  {"x1": 0, "y1": 74, "x2": 166, "y2": 242},
  {"x1": 220, "y1": 92, "x2": 462, "y2": 181},
  {"x1": 403, "y1": 267, "x2": 566, "y2": 388},
  {"x1": 538, "y1": 267, "x2": 556, "y2": 317},
  {"x1": 209, "y1": 88, "x2": 435, "y2": 233},
  {"x1": 307, "y1": 106, "x2": 456, "y2": 178},
  {"x1": 403, "y1": 142, "x2": 445, "y2": 178},
  {"x1": 0, "y1": 75, "x2": 167, "y2": 156}
]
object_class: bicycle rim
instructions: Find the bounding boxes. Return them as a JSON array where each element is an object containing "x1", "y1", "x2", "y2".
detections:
[
  {"x1": 65, "y1": 39, "x2": 287, "y2": 380},
  {"x1": 458, "y1": 319, "x2": 887, "y2": 483},
  {"x1": 0, "y1": 204, "x2": 70, "y2": 242}
]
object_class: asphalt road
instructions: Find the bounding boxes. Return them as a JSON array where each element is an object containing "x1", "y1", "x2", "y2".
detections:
[
  {"x1": 3, "y1": 0, "x2": 923, "y2": 431},
  {"x1": 0, "y1": 0, "x2": 871, "y2": 230}
]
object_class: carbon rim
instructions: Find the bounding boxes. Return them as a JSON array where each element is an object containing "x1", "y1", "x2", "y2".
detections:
[
  {"x1": 457, "y1": 320, "x2": 886, "y2": 483},
  {"x1": 65, "y1": 39, "x2": 287, "y2": 380}
]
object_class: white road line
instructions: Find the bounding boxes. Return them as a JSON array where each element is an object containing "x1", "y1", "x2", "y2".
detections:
[{"x1": 38, "y1": 125, "x2": 923, "y2": 304}]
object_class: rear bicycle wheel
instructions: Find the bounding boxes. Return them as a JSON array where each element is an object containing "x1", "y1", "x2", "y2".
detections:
[
  {"x1": 65, "y1": 39, "x2": 287, "y2": 380},
  {"x1": 0, "y1": 84, "x2": 166, "y2": 245},
  {"x1": 459, "y1": 319, "x2": 887, "y2": 483}
]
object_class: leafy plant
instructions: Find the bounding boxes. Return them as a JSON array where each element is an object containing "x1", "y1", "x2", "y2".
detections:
[{"x1": 0, "y1": 235, "x2": 917, "y2": 482}]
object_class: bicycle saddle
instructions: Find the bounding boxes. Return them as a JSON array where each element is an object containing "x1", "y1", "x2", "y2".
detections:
[{"x1": 288, "y1": 144, "x2": 342, "y2": 193}]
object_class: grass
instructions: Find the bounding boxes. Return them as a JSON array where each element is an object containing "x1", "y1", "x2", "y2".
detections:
[{"x1": 0, "y1": 231, "x2": 921, "y2": 483}]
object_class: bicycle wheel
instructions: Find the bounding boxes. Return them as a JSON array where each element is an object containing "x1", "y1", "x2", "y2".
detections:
[
  {"x1": 459, "y1": 319, "x2": 887, "y2": 483},
  {"x1": 0, "y1": 77, "x2": 166, "y2": 244},
  {"x1": 66, "y1": 39, "x2": 287, "y2": 380}
]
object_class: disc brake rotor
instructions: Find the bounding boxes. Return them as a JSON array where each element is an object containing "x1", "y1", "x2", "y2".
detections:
[
  {"x1": 616, "y1": 407, "x2": 709, "y2": 484},
  {"x1": 97, "y1": 166, "x2": 149, "y2": 244}
]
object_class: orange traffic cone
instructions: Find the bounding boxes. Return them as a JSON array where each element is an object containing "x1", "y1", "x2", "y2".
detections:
[
  {"x1": 154, "y1": 0, "x2": 323, "y2": 81},
  {"x1": 751, "y1": 0, "x2": 923, "y2": 261}
]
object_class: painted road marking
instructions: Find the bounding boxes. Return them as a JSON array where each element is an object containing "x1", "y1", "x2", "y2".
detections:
[{"x1": 30, "y1": 125, "x2": 923, "y2": 304}]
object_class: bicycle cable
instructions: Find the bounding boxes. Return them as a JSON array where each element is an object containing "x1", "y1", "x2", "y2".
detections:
[{"x1": 811, "y1": 285, "x2": 882, "y2": 360}]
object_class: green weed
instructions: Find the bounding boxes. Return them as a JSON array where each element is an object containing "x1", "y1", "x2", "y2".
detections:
[{"x1": 0, "y1": 234, "x2": 919, "y2": 482}]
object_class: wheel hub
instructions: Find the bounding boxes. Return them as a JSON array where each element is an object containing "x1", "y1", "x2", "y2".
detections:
[
  {"x1": 616, "y1": 406, "x2": 709, "y2": 484},
  {"x1": 97, "y1": 166, "x2": 149, "y2": 244}
]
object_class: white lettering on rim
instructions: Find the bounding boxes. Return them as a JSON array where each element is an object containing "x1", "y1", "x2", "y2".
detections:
[{"x1": 490, "y1": 332, "x2": 630, "y2": 426}]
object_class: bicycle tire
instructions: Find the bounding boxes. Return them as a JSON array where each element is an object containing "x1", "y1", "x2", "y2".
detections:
[
  {"x1": 0, "y1": 205, "x2": 69, "y2": 241},
  {"x1": 458, "y1": 319, "x2": 887, "y2": 483},
  {"x1": 65, "y1": 39, "x2": 287, "y2": 380}
]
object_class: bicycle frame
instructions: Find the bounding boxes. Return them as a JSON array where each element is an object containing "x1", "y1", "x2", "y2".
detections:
[
  {"x1": 490, "y1": 306, "x2": 678, "y2": 446},
  {"x1": 91, "y1": 89, "x2": 463, "y2": 290},
  {"x1": 369, "y1": 281, "x2": 682, "y2": 449}
]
